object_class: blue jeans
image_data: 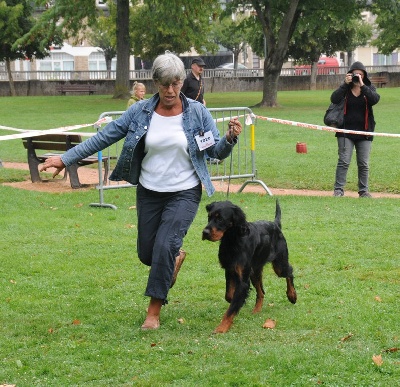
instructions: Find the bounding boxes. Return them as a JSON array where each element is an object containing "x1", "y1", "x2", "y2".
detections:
[
  {"x1": 334, "y1": 137, "x2": 372, "y2": 194},
  {"x1": 136, "y1": 183, "x2": 202, "y2": 301}
]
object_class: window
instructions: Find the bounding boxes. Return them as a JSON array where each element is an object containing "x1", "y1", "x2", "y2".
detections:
[
  {"x1": 373, "y1": 52, "x2": 398, "y2": 66},
  {"x1": 89, "y1": 51, "x2": 116, "y2": 71},
  {"x1": 37, "y1": 52, "x2": 74, "y2": 71}
]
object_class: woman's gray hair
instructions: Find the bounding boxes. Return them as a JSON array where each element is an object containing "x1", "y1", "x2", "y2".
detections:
[{"x1": 152, "y1": 51, "x2": 186, "y2": 84}]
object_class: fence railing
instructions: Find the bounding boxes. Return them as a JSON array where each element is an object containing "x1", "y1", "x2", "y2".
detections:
[
  {"x1": 1, "y1": 65, "x2": 399, "y2": 82},
  {"x1": 89, "y1": 107, "x2": 271, "y2": 209}
]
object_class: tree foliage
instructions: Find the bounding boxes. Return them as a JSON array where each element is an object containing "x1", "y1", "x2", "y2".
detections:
[
  {"x1": 211, "y1": 15, "x2": 249, "y2": 69},
  {"x1": 229, "y1": 0, "x2": 368, "y2": 107},
  {"x1": 370, "y1": 0, "x2": 400, "y2": 55},
  {"x1": 1, "y1": 0, "x2": 58, "y2": 61},
  {"x1": 14, "y1": 0, "x2": 132, "y2": 98},
  {"x1": 130, "y1": 0, "x2": 220, "y2": 60},
  {"x1": 1, "y1": 0, "x2": 61, "y2": 96},
  {"x1": 87, "y1": 2, "x2": 120, "y2": 76},
  {"x1": 16, "y1": 0, "x2": 99, "y2": 47},
  {"x1": 289, "y1": 18, "x2": 371, "y2": 65}
]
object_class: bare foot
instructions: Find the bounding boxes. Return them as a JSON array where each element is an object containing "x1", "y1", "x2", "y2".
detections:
[
  {"x1": 141, "y1": 297, "x2": 162, "y2": 330},
  {"x1": 141, "y1": 316, "x2": 160, "y2": 330}
]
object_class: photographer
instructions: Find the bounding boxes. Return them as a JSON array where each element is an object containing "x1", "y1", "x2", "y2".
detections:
[{"x1": 331, "y1": 61, "x2": 380, "y2": 198}]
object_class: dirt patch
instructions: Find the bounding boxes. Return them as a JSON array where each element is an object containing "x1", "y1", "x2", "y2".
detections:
[
  {"x1": 2, "y1": 162, "x2": 400, "y2": 198},
  {"x1": 2, "y1": 162, "x2": 99, "y2": 193}
]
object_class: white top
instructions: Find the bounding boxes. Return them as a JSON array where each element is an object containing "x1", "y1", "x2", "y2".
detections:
[{"x1": 139, "y1": 112, "x2": 200, "y2": 192}]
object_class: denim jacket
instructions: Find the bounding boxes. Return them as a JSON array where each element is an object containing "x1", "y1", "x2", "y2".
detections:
[{"x1": 61, "y1": 93, "x2": 236, "y2": 196}]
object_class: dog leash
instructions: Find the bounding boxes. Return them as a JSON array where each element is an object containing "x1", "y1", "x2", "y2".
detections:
[{"x1": 226, "y1": 128, "x2": 236, "y2": 198}]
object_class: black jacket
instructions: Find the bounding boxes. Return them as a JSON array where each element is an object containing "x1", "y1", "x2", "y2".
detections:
[{"x1": 330, "y1": 82, "x2": 380, "y2": 141}]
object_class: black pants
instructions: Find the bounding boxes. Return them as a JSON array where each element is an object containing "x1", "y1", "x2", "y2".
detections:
[{"x1": 136, "y1": 183, "x2": 202, "y2": 301}]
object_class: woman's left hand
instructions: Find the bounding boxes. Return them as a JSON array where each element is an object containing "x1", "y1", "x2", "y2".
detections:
[{"x1": 226, "y1": 118, "x2": 242, "y2": 142}]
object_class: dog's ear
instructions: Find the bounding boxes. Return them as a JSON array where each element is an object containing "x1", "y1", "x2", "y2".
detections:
[
  {"x1": 206, "y1": 202, "x2": 215, "y2": 213},
  {"x1": 231, "y1": 204, "x2": 249, "y2": 236}
]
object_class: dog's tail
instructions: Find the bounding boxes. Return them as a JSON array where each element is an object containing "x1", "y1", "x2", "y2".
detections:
[{"x1": 274, "y1": 199, "x2": 282, "y2": 229}]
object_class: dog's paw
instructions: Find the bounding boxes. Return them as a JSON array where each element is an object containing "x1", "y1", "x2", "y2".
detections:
[
  {"x1": 213, "y1": 317, "x2": 233, "y2": 334},
  {"x1": 287, "y1": 288, "x2": 297, "y2": 304},
  {"x1": 252, "y1": 305, "x2": 263, "y2": 314},
  {"x1": 213, "y1": 325, "x2": 230, "y2": 334}
]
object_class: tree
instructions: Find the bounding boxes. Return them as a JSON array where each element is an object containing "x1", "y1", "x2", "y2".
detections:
[
  {"x1": 370, "y1": 0, "x2": 400, "y2": 55},
  {"x1": 130, "y1": 0, "x2": 220, "y2": 60},
  {"x1": 114, "y1": 0, "x2": 130, "y2": 98},
  {"x1": 341, "y1": 20, "x2": 372, "y2": 65},
  {"x1": 16, "y1": 1, "x2": 220, "y2": 97},
  {"x1": 87, "y1": 3, "x2": 118, "y2": 79},
  {"x1": 289, "y1": 16, "x2": 372, "y2": 90},
  {"x1": 13, "y1": 0, "x2": 129, "y2": 97},
  {"x1": 0, "y1": 0, "x2": 60, "y2": 96},
  {"x1": 248, "y1": 0, "x2": 302, "y2": 107},
  {"x1": 230, "y1": 0, "x2": 368, "y2": 107},
  {"x1": 211, "y1": 15, "x2": 249, "y2": 70}
]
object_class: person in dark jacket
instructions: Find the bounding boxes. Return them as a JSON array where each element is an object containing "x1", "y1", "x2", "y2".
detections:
[
  {"x1": 181, "y1": 57, "x2": 206, "y2": 105},
  {"x1": 331, "y1": 61, "x2": 380, "y2": 198}
]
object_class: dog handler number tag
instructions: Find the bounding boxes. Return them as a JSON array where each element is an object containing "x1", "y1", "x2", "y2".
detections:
[{"x1": 195, "y1": 131, "x2": 215, "y2": 151}]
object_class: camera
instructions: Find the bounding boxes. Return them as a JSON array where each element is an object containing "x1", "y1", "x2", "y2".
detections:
[{"x1": 352, "y1": 73, "x2": 359, "y2": 83}]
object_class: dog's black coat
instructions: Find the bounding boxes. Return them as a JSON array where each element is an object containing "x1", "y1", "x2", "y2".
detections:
[{"x1": 202, "y1": 200, "x2": 297, "y2": 333}]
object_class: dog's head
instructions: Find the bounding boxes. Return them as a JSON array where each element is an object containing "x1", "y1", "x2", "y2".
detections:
[{"x1": 202, "y1": 201, "x2": 249, "y2": 242}]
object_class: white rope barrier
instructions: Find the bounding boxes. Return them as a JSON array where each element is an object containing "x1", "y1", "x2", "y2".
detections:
[
  {"x1": 0, "y1": 116, "x2": 111, "y2": 141},
  {"x1": 1, "y1": 114, "x2": 399, "y2": 141},
  {"x1": 252, "y1": 114, "x2": 400, "y2": 138}
]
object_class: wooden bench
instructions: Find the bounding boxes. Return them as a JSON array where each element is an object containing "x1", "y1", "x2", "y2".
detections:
[
  {"x1": 56, "y1": 84, "x2": 96, "y2": 95},
  {"x1": 22, "y1": 134, "x2": 109, "y2": 188},
  {"x1": 370, "y1": 76, "x2": 388, "y2": 88}
]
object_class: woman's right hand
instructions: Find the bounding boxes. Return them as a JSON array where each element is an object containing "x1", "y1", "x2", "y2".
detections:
[
  {"x1": 345, "y1": 73, "x2": 353, "y2": 84},
  {"x1": 40, "y1": 156, "x2": 66, "y2": 178}
]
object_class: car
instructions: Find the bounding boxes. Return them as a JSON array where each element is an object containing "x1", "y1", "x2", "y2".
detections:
[
  {"x1": 217, "y1": 63, "x2": 249, "y2": 70},
  {"x1": 215, "y1": 63, "x2": 258, "y2": 77},
  {"x1": 294, "y1": 57, "x2": 339, "y2": 75}
]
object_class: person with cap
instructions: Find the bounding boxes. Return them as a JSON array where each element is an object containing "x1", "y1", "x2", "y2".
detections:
[
  {"x1": 181, "y1": 57, "x2": 206, "y2": 105},
  {"x1": 331, "y1": 61, "x2": 380, "y2": 198}
]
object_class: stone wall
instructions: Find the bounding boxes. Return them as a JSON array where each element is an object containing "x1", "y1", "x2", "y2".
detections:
[{"x1": 1, "y1": 72, "x2": 399, "y2": 97}]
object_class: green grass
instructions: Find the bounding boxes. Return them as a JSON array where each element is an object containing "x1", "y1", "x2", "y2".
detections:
[
  {"x1": 1, "y1": 91, "x2": 399, "y2": 385},
  {"x1": 0, "y1": 189, "x2": 399, "y2": 385},
  {"x1": 1, "y1": 89, "x2": 399, "y2": 193}
]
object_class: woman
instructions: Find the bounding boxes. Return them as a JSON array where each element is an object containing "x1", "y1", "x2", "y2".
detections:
[
  {"x1": 40, "y1": 52, "x2": 242, "y2": 330},
  {"x1": 127, "y1": 81, "x2": 146, "y2": 108},
  {"x1": 331, "y1": 61, "x2": 380, "y2": 198}
]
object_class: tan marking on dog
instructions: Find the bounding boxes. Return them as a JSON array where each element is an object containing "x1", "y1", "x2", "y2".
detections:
[
  {"x1": 252, "y1": 286, "x2": 265, "y2": 314},
  {"x1": 214, "y1": 313, "x2": 236, "y2": 334},
  {"x1": 286, "y1": 277, "x2": 297, "y2": 304},
  {"x1": 225, "y1": 278, "x2": 235, "y2": 303},
  {"x1": 208, "y1": 228, "x2": 225, "y2": 241}
]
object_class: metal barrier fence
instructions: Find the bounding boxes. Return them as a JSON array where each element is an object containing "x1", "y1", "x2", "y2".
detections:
[{"x1": 89, "y1": 107, "x2": 271, "y2": 209}]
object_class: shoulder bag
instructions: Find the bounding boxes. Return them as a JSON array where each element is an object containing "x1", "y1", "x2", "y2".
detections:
[{"x1": 323, "y1": 96, "x2": 347, "y2": 128}]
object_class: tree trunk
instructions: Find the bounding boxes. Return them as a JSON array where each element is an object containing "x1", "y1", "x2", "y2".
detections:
[
  {"x1": 105, "y1": 55, "x2": 112, "y2": 79},
  {"x1": 257, "y1": 70, "x2": 280, "y2": 107},
  {"x1": 233, "y1": 51, "x2": 239, "y2": 69},
  {"x1": 256, "y1": 54, "x2": 284, "y2": 107},
  {"x1": 347, "y1": 51, "x2": 354, "y2": 66},
  {"x1": 113, "y1": 0, "x2": 130, "y2": 99},
  {"x1": 6, "y1": 59, "x2": 16, "y2": 97},
  {"x1": 254, "y1": 0, "x2": 301, "y2": 107},
  {"x1": 310, "y1": 61, "x2": 318, "y2": 90}
]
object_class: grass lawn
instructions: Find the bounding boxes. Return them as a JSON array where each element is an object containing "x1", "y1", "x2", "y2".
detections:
[
  {"x1": 1, "y1": 89, "x2": 399, "y2": 193},
  {"x1": 0, "y1": 91, "x2": 399, "y2": 386}
]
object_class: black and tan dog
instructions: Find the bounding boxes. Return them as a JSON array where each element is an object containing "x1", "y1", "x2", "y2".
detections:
[{"x1": 202, "y1": 200, "x2": 297, "y2": 333}]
